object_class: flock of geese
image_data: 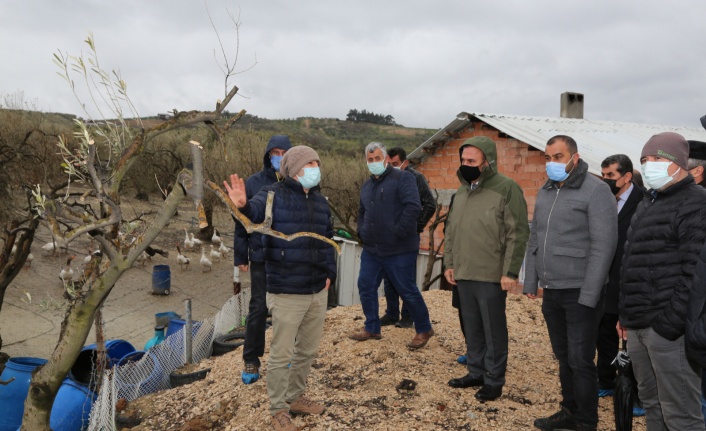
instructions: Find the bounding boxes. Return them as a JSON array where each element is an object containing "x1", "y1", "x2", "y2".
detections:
[
  {"x1": 176, "y1": 227, "x2": 229, "y2": 272},
  {"x1": 9, "y1": 227, "x2": 231, "y2": 286}
]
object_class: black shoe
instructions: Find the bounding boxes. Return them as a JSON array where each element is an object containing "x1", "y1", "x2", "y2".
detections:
[
  {"x1": 379, "y1": 315, "x2": 399, "y2": 326},
  {"x1": 395, "y1": 317, "x2": 413, "y2": 328},
  {"x1": 474, "y1": 385, "x2": 502, "y2": 401},
  {"x1": 575, "y1": 423, "x2": 596, "y2": 431},
  {"x1": 533, "y1": 407, "x2": 576, "y2": 430},
  {"x1": 448, "y1": 374, "x2": 484, "y2": 388}
]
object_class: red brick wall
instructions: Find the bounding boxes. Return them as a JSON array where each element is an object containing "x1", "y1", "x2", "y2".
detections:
[{"x1": 416, "y1": 121, "x2": 547, "y2": 250}]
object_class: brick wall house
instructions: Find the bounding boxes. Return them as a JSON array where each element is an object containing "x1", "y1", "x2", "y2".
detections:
[{"x1": 408, "y1": 111, "x2": 706, "y2": 252}]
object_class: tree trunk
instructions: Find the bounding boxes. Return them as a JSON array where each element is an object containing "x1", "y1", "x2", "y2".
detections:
[{"x1": 20, "y1": 181, "x2": 186, "y2": 431}]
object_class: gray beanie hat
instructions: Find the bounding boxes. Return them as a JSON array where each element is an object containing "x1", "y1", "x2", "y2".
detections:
[
  {"x1": 279, "y1": 145, "x2": 320, "y2": 178},
  {"x1": 641, "y1": 132, "x2": 689, "y2": 169}
]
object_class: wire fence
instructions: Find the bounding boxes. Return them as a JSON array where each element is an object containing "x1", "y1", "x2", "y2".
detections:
[{"x1": 87, "y1": 290, "x2": 250, "y2": 430}]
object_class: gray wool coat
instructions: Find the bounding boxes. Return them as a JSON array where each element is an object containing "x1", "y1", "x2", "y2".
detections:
[{"x1": 522, "y1": 159, "x2": 618, "y2": 308}]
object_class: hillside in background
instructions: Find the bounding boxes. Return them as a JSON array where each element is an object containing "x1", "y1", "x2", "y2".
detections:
[
  {"x1": 198, "y1": 114, "x2": 437, "y2": 156},
  {"x1": 2, "y1": 109, "x2": 437, "y2": 157}
]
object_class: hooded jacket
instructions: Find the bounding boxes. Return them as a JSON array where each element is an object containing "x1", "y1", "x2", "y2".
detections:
[
  {"x1": 358, "y1": 165, "x2": 421, "y2": 257},
  {"x1": 621, "y1": 175, "x2": 706, "y2": 340},
  {"x1": 240, "y1": 177, "x2": 337, "y2": 294},
  {"x1": 233, "y1": 135, "x2": 292, "y2": 265},
  {"x1": 523, "y1": 159, "x2": 618, "y2": 308},
  {"x1": 444, "y1": 137, "x2": 529, "y2": 283}
]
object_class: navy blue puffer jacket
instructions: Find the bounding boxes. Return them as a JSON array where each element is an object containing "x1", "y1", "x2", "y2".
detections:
[
  {"x1": 358, "y1": 166, "x2": 421, "y2": 256},
  {"x1": 240, "y1": 177, "x2": 337, "y2": 294}
]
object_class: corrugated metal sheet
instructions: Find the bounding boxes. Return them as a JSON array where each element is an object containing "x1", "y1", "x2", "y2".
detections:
[
  {"x1": 409, "y1": 112, "x2": 706, "y2": 175},
  {"x1": 334, "y1": 237, "x2": 442, "y2": 306}
]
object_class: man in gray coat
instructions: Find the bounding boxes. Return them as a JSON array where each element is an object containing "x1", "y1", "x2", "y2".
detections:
[{"x1": 523, "y1": 135, "x2": 618, "y2": 431}]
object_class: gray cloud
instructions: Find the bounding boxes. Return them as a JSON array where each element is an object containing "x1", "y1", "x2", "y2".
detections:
[{"x1": 2, "y1": 0, "x2": 705, "y2": 129}]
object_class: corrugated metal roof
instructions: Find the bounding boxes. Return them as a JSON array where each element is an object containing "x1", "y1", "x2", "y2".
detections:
[{"x1": 408, "y1": 112, "x2": 706, "y2": 175}]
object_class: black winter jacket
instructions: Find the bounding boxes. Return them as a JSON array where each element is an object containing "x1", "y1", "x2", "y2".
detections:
[
  {"x1": 233, "y1": 136, "x2": 291, "y2": 265},
  {"x1": 358, "y1": 166, "x2": 421, "y2": 257},
  {"x1": 407, "y1": 167, "x2": 437, "y2": 233},
  {"x1": 619, "y1": 176, "x2": 706, "y2": 340},
  {"x1": 604, "y1": 185, "x2": 644, "y2": 315},
  {"x1": 240, "y1": 178, "x2": 337, "y2": 295},
  {"x1": 686, "y1": 241, "x2": 706, "y2": 367}
]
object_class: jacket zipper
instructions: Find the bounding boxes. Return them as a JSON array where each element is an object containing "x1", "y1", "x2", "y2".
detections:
[{"x1": 542, "y1": 187, "x2": 561, "y2": 286}]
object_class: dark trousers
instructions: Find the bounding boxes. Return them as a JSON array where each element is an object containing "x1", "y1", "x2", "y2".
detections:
[
  {"x1": 383, "y1": 272, "x2": 409, "y2": 320},
  {"x1": 452, "y1": 285, "x2": 466, "y2": 338},
  {"x1": 243, "y1": 261, "x2": 267, "y2": 367},
  {"x1": 456, "y1": 280, "x2": 508, "y2": 387},
  {"x1": 596, "y1": 312, "x2": 619, "y2": 390},
  {"x1": 542, "y1": 288, "x2": 602, "y2": 427},
  {"x1": 357, "y1": 250, "x2": 431, "y2": 335}
]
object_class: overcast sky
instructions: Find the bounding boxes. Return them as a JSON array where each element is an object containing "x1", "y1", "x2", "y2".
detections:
[{"x1": 2, "y1": 0, "x2": 705, "y2": 130}]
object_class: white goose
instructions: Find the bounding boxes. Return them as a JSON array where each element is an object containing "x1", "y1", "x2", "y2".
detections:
[
  {"x1": 183, "y1": 228, "x2": 195, "y2": 250},
  {"x1": 211, "y1": 228, "x2": 222, "y2": 245},
  {"x1": 59, "y1": 256, "x2": 76, "y2": 283},
  {"x1": 209, "y1": 245, "x2": 221, "y2": 262},
  {"x1": 190, "y1": 233, "x2": 203, "y2": 248},
  {"x1": 25, "y1": 252, "x2": 34, "y2": 268},
  {"x1": 176, "y1": 245, "x2": 190, "y2": 270},
  {"x1": 42, "y1": 241, "x2": 57, "y2": 255},
  {"x1": 199, "y1": 247, "x2": 212, "y2": 272},
  {"x1": 218, "y1": 242, "x2": 229, "y2": 258}
]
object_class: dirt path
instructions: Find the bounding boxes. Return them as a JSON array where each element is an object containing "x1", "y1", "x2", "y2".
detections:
[{"x1": 1, "y1": 194, "x2": 240, "y2": 358}]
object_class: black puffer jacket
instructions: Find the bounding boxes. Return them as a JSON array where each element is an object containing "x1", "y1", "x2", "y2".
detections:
[
  {"x1": 686, "y1": 242, "x2": 706, "y2": 367},
  {"x1": 620, "y1": 176, "x2": 706, "y2": 340},
  {"x1": 240, "y1": 178, "x2": 337, "y2": 295}
]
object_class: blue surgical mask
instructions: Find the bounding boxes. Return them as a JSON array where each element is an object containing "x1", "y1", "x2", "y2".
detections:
[
  {"x1": 297, "y1": 167, "x2": 321, "y2": 189},
  {"x1": 642, "y1": 161, "x2": 678, "y2": 190},
  {"x1": 270, "y1": 155, "x2": 283, "y2": 172},
  {"x1": 368, "y1": 161, "x2": 387, "y2": 176},
  {"x1": 546, "y1": 161, "x2": 571, "y2": 182}
]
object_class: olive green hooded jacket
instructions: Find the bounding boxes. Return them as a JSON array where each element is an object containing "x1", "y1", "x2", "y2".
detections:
[{"x1": 444, "y1": 136, "x2": 530, "y2": 282}]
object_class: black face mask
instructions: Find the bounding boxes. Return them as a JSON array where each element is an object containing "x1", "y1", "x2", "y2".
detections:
[
  {"x1": 602, "y1": 178, "x2": 622, "y2": 196},
  {"x1": 459, "y1": 165, "x2": 482, "y2": 184}
]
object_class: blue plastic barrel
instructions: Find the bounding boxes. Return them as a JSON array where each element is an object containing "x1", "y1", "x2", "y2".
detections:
[
  {"x1": 152, "y1": 265, "x2": 171, "y2": 295},
  {"x1": 49, "y1": 378, "x2": 96, "y2": 431},
  {"x1": 165, "y1": 318, "x2": 202, "y2": 337},
  {"x1": 71, "y1": 340, "x2": 136, "y2": 385},
  {"x1": 115, "y1": 351, "x2": 166, "y2": 398},
  {"x1": 0, "y1": 357, "x2": 47, "y2": 431}
]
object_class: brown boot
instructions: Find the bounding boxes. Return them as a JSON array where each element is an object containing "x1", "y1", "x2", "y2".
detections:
[
  {"x1": 407, "y1": 329, "x2": 434, "y2": 349},
  {"x1": 348, "y1": 328, "x2": 382, "y2": 341},
  {"x1": 289, "y1": 394, "x2": 326, "y2": 415},
  {"x1": 272, "y1": 410, "x2": 298, "y2": 431}
]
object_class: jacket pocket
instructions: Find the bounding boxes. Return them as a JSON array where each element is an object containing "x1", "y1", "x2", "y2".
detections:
[{"x1": 552, "y1": 247, "x2": 586, "y2": 258}]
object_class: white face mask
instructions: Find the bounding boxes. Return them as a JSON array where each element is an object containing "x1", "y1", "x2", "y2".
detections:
[{"x1": 641, "y1": 161, "x2": 679, "y2": 190}]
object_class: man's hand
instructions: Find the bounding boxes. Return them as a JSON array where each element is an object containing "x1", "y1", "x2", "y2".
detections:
[
  {"x1": 616, "y1": 320, "x2": 627, "y2": 341},
  {"x1": 500, "y1": 276, "x2": 516, "y2": 292},
  {"x1": 224, "y1": 174, "x2": 247, "y2": 208},
  {"x1": 444, "y1": 268, "x2": 457, "y2": 285},
  {"x1": 237, "y1": 264, "x2": 249, "y2": 272},
  {"x1": 325, "y1": 278, "x2": 331, "y2": 291},
  {"x1": 525, "y1": 293, "x2": 538, "y2": 300}
]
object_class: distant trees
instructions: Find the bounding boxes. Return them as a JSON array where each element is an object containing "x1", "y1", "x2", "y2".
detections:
[{"x1": 346, "y1": 109, "x2": 397, "y2": 126}]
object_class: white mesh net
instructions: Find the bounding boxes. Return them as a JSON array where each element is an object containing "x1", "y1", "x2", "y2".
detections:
[{"x1": 87, "y1": 289, "x2": 250, "y2": 430}]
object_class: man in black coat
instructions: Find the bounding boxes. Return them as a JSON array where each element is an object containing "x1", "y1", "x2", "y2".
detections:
[
  {"x1": 380, "y1": 147, "x2": 437, "y2": 328},
  {"x1": 619, "y1": 132, "x2": 706, "y2": 429},
  {"x1": 597, "y1": 154, "x2": 643, "y2": 396}
]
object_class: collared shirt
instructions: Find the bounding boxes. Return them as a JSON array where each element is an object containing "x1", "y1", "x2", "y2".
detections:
[{"x1": 617, "y1": 183, "x2": 634, "y2": 213}]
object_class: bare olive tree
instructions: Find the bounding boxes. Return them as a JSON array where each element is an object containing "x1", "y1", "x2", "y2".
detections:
[{"x1": 20, "y1": 34, "x2": 246, "y2": 429}]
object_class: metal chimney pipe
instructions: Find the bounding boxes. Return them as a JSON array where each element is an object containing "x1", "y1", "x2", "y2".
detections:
[{"x1": 560, "y1": 92, "x2": 584, "y2": 119}]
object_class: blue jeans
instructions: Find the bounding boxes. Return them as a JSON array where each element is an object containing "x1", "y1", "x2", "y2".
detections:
[
  {"x1": 243, "y1": 262, "x2": 267, "y2": 367},
  {"x1": 358, "y1": 249, "x2": 431, "y2": 335},
  {"x1": 542, "y1": 288, "x2": 601, "y2": 427},
  {"x1": 383, "y1": 272, "x2": 409, "y2": 320}
]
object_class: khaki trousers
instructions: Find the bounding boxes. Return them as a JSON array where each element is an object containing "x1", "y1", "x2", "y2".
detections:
[{"x1": 266, "y1": 289, "x2": 328, "y2": 415}]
